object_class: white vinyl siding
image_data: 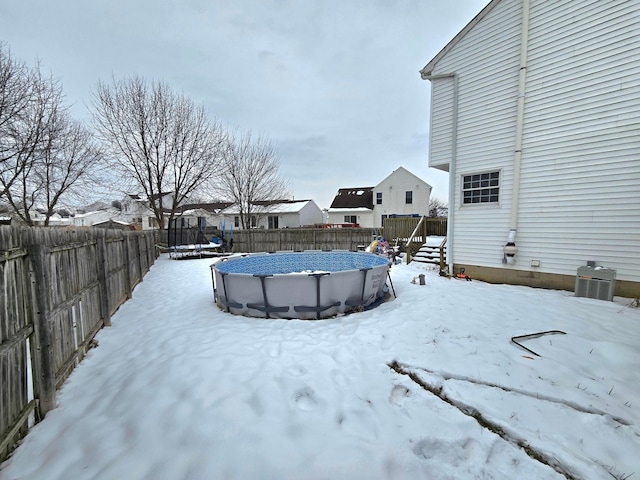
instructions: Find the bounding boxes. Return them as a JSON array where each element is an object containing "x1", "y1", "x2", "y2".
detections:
[
  {"x1": 372, "y1": 167, "x2": 431, "y2": 228},
  {"x1": 516, "y1": 0, "x2": 640, "y2": 280},
  {"x1": 430, "y1": 0, "x2": 521, "y2": 266},
  {"x1": 426, "y1": 0, "x2": 640, "y2": 283},
  {"x1": 297, "y1": 201, "x2": 323, "y2": 227},
  {"x1": 428, "y1": 77, "x2": 455, "y2": 171}
]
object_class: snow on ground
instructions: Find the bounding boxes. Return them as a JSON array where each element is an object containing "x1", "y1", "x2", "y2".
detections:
[{"x1": 2, "y1": 255, "x2": 639, "y2": 480}]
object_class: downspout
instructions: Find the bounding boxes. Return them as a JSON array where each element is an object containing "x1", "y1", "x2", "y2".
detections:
[
  {"x1": 421, "y1": 73, "x2": 459, "y2": 275},
  {"x1": 504, "y1": 0, "x2": 530, "y2": 264}
]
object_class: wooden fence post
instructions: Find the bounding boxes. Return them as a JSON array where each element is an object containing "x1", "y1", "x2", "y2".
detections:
[
  {"x1": 95, "y1": 237, "x2": 112, "y2": 327},
  {"x1": 28, "y1": 244, "x2": 56, "y2": 419},
  {"x1": 136, "y1": 235, "x2": 144, "y2": 278},
  {"x1": 122, "y1": 234, "x2": 132, "y2": 299}
]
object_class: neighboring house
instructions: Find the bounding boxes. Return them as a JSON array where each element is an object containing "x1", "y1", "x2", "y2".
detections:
[
  {"x1": 93, "y1": 219, "x2": 136, "y2": 230},
  {"x1": 327, "y1": 167, "x2": 432, "y2": 228},
  {"x1": 72, "y1": 208, "x2": 120, "y2": 228},
  {"x1": 220, "y1": 199, "x2": 324, "y2": 229},
  {"x1": 119, "y1": 194, "x2": 169, "y2": 230},
  {"x1": 13, "y1": 209, "x2": 71, "y2": 227},
  {"x1": 420, "y1": 0, "x2": 639, "y2": 297},
  {"x1": 173, "y1": 208, "x2": 217, "y2": 230},
  {"x1": 172, "y1": 202, "x2": 233, "y2": 230},
  {"x1": 327, "y1": 187, "x2": 374, "y2": 227}
]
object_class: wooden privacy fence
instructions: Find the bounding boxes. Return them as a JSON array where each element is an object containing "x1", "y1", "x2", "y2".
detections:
[
  {"x1": 226, "y1": 228, "x2": 378, "y2": 252},
  {"x1": 160, "y1": 227, "x2": 379, "y2": 253},
  {"x1": 160, "y1": 218, "x2": 447, "y2": 253},
  {"x1": 0, "y1": 226, "x2": 158, "y2": 462}
]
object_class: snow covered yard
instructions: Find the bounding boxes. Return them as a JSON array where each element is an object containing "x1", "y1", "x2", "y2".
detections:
[{"x1": 2, "y1": 255, "x2": 639, "y2": 480}]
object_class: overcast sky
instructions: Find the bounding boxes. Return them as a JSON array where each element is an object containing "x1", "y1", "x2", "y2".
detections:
[{"x1": 0, "y1": 0, "x2": 488, "y2": 209}]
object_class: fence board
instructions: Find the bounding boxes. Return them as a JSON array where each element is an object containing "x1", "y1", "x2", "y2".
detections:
[
  {"x1": 161, "y1": 222, "x2": 448, "y2": 253},
  {"x1": 160, "y1": 226, "x2": 378, "y2": 253},
  {"x1": 0, "y1": 225, "x2": 158, "y2": 462}
]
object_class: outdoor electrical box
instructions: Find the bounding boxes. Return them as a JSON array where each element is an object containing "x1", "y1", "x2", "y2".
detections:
[{"x1": 575, "y1": 266, "x2": 616, "y2": 302}]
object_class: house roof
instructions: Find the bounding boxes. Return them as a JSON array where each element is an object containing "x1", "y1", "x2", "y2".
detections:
[
  {"x1": 377, "y1": 166, "x2": 432, "y2": 189},
  {"x1": 175, "y1": 208, "x2": 215, "y2": 217},
  {"x1": 329, "y1": 188, "x2": 374, "y2": 210},
  {"x1": 180, "y1": 202, "x2": 233, "y2": 213},
  {"x1": 93, "y1": 219, "x2": 135, "y2": 230},
  {"x1": 327, "y1": 207, "x2": 373, "y2": 214},
  {"x1": 221, "y1": 199, "x2": 314, "y2": 215},
  {"x1": 252, "y1": 199, "x2": 311, "y2": 207},
  {"x1": 420, "y1": 0, "x2": 500, "y2": 77}
]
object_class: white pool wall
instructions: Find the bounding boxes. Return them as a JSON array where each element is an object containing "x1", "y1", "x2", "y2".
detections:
[{"x1": 211, "y1": 251, "x2": 390, "y2": 319}]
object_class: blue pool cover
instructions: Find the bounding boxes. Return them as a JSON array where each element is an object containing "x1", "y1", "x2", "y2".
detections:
[{"x1": 216, "y1": 251, "x2": 389, "y2": 275}]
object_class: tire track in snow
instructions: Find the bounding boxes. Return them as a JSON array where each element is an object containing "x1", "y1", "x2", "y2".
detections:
[
  {"x1": 393, "y1": 361, "x2": 631, "y2": 426},
  {"x1": 389, "y1": 360, "x2": 579, "y2": 480}
]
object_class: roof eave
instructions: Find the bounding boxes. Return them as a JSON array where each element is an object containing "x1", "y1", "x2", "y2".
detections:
[{"x1": 420, "y1": 0, "x2": 502, "y2": 78}]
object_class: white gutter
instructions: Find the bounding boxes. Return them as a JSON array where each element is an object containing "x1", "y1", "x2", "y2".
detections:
[
  {"x1": 505, "y1": 0, "x2": 531, "y2": 263},
  {"x1": 421, "y1": 73, "x2": 459, "y2": 275}
]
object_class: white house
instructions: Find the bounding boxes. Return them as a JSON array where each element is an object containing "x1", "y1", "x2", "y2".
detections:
[
  {"x1": 220, "y1": 199, "x2": 324, "y2": 229},
  {"x1": 72, "y1": 208, "x2": 120, "y2": 228},
  {"x1": 327, "y1": 167, "x2": 432, "y2": 228},
  {"x1": 171, "y1": 202, "x2": 232, "y2": 230},
  {"x1": 421, "y1": 0, "x2": 639, "y2": 297},
  {"x1": 326, "y1": 187, "x2": 374, "y2": 228},
  {"x1": 118, "y1": 193, "x2": 173, "y2": 230}
]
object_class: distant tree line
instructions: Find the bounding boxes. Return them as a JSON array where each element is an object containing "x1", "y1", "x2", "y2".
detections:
[
  {"x1": 0, "y1": 44, "x2": 103, "y2": 225},
  {"x1": 0, "y1": 42, "x2": 288, "y2": 229}
]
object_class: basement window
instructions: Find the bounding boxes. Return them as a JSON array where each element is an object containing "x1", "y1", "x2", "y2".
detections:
[{"x1": 462, "y1": 171, "x2": 500, "y2": 204}]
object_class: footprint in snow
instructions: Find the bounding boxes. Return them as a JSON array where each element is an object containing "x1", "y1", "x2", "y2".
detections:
[
  {"x1": 292, "y1": 388, "x2": 317, "y2": 411},
  {"x1": 267, "y1": 342, "x2": 282, "y2": 358},
  {"x1": 412, "y1": 438, "x2": 482, "y2": 466},
  {"x1": 389, "y1": 384, "x2": 411, "y2": 406}
]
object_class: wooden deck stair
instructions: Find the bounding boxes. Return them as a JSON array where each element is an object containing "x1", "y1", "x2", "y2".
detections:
[{"x1": 411, "y1": 236, "x2": 447, "y2": 267}]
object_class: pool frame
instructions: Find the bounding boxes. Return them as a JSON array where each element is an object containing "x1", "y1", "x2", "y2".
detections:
[{"x1": 210, "y1": 251, "x2": 391, "y2": 319}]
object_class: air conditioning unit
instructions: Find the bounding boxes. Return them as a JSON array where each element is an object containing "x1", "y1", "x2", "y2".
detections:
[{"x1": 575, "y1": 266, "x2": 616, "y2": 301}]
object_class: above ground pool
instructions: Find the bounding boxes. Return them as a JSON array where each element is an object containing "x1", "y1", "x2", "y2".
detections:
[{"x1": 211, "y1": 251, "x2": 391, "y2": 319}]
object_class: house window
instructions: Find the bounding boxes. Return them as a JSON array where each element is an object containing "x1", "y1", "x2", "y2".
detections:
[
  {"x1": 251, "y1": 216, "x2": 257, "y2": 228},
  {"x1": 376, "y1": 192, "x2": 382, "y2": 205},
  {"x1": 234, "y1": 216, "x2": 239, "y2": 227},
  {"x1": 462, "y1": 171, "x2": 500, "y2": 204},
  {"x1": 344, "y1": 215, "x2": 357, "y2": 224},
  {"x1": 268, "y1": 215, "x2": 279, "y2": 229},
  {"x1": 405, "y1": 191, "x2": 413, "y2": 204}
]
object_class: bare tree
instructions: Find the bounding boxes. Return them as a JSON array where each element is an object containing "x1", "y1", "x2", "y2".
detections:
[
  {"x1": 92, "y1": 76, "x2": 226, "y2": 229},
  {"x1": 213, "y1": 130, "x2": 289, "y2": 229},
  {"x1": 3, "y1": 110, "x2": 105, "y2": 226},
  {"x1": 0, "y1": 44, "x2": 62, "y2": 209},
  {"x1": 39, "y1": 119, "x2": 104, "y2": 225},
  {"x1": 429, "y1": 196, "x2": 448, "y2": 218}
]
